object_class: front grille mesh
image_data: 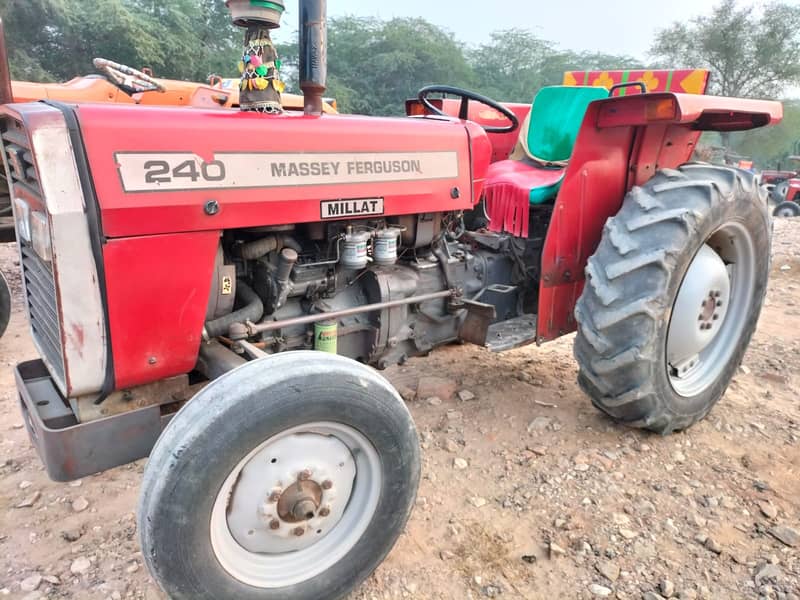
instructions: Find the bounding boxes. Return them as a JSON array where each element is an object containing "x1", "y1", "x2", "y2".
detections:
[
  {"x1": 1, "y1": 118, "x2": 65, "y2": 385},
  {"x1": 20, "y1": 243, "x2": 65, "y2": 382}
]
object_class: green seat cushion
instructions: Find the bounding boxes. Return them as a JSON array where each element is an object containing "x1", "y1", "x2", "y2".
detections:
[
  {"x1": 530, "y1": 178, "x2": 564, "y2": 205},
  {"x1": 527, "y1": 86, "x2": 608, "y2": 164}
]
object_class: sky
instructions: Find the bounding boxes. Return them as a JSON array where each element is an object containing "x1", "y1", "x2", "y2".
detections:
[{"x1": 275, "y1": 0, "x2": 726, "y2": 59}]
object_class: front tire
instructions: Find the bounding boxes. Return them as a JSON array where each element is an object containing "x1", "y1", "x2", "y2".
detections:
[
  {"x1": 0, "y1": 272, "x2": 10, "y2": 338},
  {"x1": 574, "y1": 165, "x2": 770, "y2": 434},
  {"x1": 139, "y1": 352, "x2": 420, "y2": 600}
]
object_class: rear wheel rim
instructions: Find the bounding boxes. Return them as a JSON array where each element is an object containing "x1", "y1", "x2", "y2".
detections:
[
  {"x1": 210, "y1": 422, "x2": 382, "y2": 588},
  {"x1": 666, "y1": 222, "x2": 756, "y2": 398},
  {"x1": 778, "y1": 206, "x2": 798, "y2": 217}
]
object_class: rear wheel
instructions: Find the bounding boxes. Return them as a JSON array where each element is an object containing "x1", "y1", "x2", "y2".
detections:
[
  {"x1": 773, "y1": 201, "x2": 800, "y2": 218},
  {"x1": 139, "y1": 352, "x2": 420, "y2": 600},
  {"x1": 574, "y1": 164, "x2": 770, "y2": 433}
]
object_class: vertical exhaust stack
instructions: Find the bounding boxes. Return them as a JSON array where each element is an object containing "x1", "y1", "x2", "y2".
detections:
[{"x1": 299, "y1": 0, "x2": 328, "y2": 116}]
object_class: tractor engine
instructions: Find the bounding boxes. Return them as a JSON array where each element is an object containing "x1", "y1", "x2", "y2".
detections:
[{"x1": 208, "y1": 215, "x2": 528, "y2": 369}]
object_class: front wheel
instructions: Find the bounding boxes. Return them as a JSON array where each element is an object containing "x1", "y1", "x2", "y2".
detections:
[
  {"x1": 773, "y1": 200, "x2": 800, "y2": 218},
  {"x1": 139, "y1": 352, "x2": 420, "y2": 600},
  {"x1": 574, "y1": 165, "x2": 770, "y2": 434},
  {"x1": 0, "y1": 272, "x2": 10, "y2": 338}
]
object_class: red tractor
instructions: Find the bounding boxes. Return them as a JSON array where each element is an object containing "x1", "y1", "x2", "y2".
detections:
[{"x1": 0, "y1": 1, "x2": 782, "y2": 598}]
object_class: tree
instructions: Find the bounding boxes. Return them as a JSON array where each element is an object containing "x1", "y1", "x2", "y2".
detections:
[
  {"x1": 650, "y1": 0, "x2": 800, "y2": 98},
  {"x1": 279, "y1": 16, "x2": 474, "y2": 115},
  {"x1": 470, "y1": 30, "x2": 555, "y2": 102},
  {"x1": 729, "y1": 101, "x2": 800, "y2": 168}
]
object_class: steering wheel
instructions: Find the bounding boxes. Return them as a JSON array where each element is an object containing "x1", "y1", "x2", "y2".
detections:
[
  {"x1": 417, "y1": 85, "x2": 519, "y2": 134},
  {"x1": 93, "y1": 58, "x2": 166, "y2": 95}
]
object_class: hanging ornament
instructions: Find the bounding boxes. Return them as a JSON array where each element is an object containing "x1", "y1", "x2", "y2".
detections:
[
  {"x1": 237, "y1": 61, "x2": 245, "y2": 74},
  {"x1": 250, "y1": 54, "x2": 263, "y2": 68}
]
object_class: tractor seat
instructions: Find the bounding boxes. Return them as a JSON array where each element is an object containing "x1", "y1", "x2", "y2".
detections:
[{"x1": 483, "y1": 86, "x2": 608, "y2": 237}]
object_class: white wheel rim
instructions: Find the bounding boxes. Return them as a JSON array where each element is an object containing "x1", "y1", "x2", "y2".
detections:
[
  {"x1": 667, "y1": 223, "x2": 756, "y2": 397},
  {"x1": 210, "y1": 422, "x2": 382, "y2": 588}
]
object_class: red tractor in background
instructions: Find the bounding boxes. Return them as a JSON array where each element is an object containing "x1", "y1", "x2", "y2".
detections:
[{"x1": 0, "y1": 1, "x2": 782, "y2": 598}]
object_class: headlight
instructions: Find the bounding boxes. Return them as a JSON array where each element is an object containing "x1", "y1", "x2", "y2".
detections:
[
  {"x1": 14, "y1": 197, "x2": 30, "y2": 242},
  {"x1": 13, "y1": 197, "x2": 52, "y2": 262},
  {"x1": 30, "y1": 210, "x2": 52, "y2": 262}
]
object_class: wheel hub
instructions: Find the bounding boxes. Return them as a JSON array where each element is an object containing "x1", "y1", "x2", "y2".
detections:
[
  {"x1": 667, "y1": 244, "x2": 731, "y2": 371},
  {"x1": 276, "y1": 480, "x2": 323, "y2": 523},
  {"x1": 224, "y1": 432, "x2": 356, "y2": 554}
]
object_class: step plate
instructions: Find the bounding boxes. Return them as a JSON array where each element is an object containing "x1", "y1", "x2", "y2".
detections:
[{"x1": 485, "y1": 315, "x2": 538, "y2": 353}]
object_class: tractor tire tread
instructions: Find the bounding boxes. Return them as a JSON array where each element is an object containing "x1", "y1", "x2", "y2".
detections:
[{"x1": 574, "y1": 164, "x2": 769, "y2": 434}]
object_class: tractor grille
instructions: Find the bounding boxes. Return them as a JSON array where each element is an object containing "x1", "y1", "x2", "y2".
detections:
[
  {"x1": 20, "y1": 242, "x2": 65, "y2": 383},
  {"x1": 0, "y1": 118, "x2": 66, "y2": 385}
]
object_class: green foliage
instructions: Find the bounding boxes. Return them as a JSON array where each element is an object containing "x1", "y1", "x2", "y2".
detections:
[
  {"x1": 651, "y1": 0, "x2": 800, "y2": 98},
  {"x1": 728, "y1": 101, "x2": 800, "y2": 168},
  {"x1": 1, "y1": 1, "x2": 637, "y2": 115},
  {"x1": 0, "y1": 0, "x2": 241, "y2": 83}
]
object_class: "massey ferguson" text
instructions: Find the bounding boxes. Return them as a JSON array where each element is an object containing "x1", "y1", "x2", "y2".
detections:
[{"x1": 271, "y1": 159, "x2": 423, "y2": 179}]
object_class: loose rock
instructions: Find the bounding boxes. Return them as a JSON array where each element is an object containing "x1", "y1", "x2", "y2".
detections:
[
  {"x1": 660, "y1": 579, "x2": 676, "y2": 598},
  {"x1": 15, "y1": 491, "x2": 41, "y2": 508},
  {"x1": 69, "y1": 557, "x2": 91, "y2": 575},
  {"x1": 19, "y1": 575, "x2": 41, "y2": 593},
  {"x1": 527, "y1": 417, "x2": 551, "y2": 432},
  {"x1": 768, "y1": 525, "x2": 799, "y2": 547},
  {"x1": 759, "y1": 501, "x2": 778, "y2": 519},
  {"x1": 72, "y1": 496, "x2": 90, "y2": 513},
  {"x1": 595, "y1": 560, "x2": 620, "y2": 582},
  {"x1": 754, "y1": 563, "x2": 782, "y2": 586},
  {"x1": 453, "y1": 458, "x2": 468, "y2": 470},
  {"x1": 589, "y1": 583, "x2": 612, "y2": 597},
  {"x1": 704, "y1": 537, "x2": 722, "y2": 554}
]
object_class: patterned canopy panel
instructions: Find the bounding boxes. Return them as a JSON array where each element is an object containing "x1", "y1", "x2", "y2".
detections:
[{"x1": 563, "y1": 69, "x2": 710, "y2": 95}]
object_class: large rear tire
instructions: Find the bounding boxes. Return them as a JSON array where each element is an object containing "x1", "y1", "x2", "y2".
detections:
[
  {"x1": 138, "y1": 352, "x2": 420, "y2": 600},
  {"x1": 574, "y1": 165, "x2": 770, "y2": 434}
]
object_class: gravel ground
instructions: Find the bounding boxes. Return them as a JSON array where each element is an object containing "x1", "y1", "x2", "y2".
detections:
[{"x1": 0, "y1": 218, "x2": 799, "y2": 600}]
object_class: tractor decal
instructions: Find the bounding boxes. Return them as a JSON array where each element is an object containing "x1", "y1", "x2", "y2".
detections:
[
  {"x1": 563, "y1": 69, "x2": 710, "y2": 95},
  {"x1": 115, "y1": 151, "x2": 459, "y2": 192}
]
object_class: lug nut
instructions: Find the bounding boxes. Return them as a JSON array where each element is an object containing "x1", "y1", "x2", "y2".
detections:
[
  {"x1": 322, "y1": 480, "x2": 333, "y2": 490},
  {"x1": 713, "y1": 314, "x2": 719, "y2": 321},
  {"x1": 269, "y1": 519, "x2": 280, "y2": 530},
  {"x1": 268, "y1": 489, "x2": 282, "y2": 503},
  {"x1": 714, "y1": 291, "x2": 721, "y2": 298},
  {"x1": 716, "y1": 301, "x2": 723, "y2": 307},
  {"x1": 293, "y1": 527, "x2": 305, "y2": 537},
  {"x1": 298, "y1": 469, "x2": 312, "y2": 481},
  {"x1": 319, "y1": 507, "x2": 331, "y2": 517}
]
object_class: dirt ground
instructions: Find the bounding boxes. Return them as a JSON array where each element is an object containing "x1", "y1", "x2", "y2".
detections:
[{"x1": 0, "y1": 220, "x2": 798, "y2": 600}]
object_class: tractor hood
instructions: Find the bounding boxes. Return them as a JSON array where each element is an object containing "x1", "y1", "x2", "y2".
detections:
[{"x1": 67, "y1": 104, "x2": 490, "y2": 238}]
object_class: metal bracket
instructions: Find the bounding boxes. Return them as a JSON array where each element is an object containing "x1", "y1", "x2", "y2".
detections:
[{"x1": 458, "y1": 300, "x2": 496, "y2": 346}]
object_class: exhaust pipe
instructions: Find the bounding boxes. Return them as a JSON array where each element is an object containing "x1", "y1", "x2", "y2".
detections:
[
  {"x1": 0, "y1": 19, "x2": 13, "y2": 104},
  {"x1": 299, "y1": 0, "x2": 327, "y2": 116}
]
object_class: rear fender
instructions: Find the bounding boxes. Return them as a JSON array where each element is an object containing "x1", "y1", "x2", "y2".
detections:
[{"x1": 536, "y1": 93, "x2": 782, "y2": 342}]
